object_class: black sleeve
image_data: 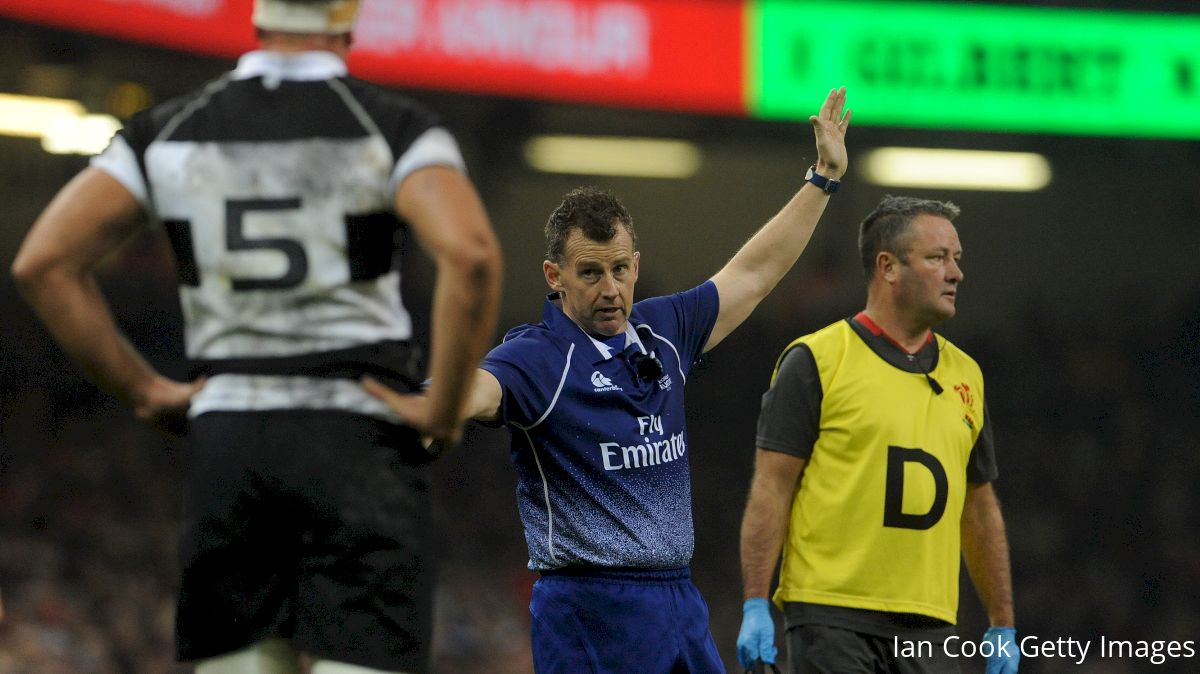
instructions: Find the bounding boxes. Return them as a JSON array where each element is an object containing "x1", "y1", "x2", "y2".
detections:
[
  {"x1": 755, "y1": 343, "x2": 822, "y2": 459},
  {"x1": 966, "y1": 401, "x2": 998, "y2": 483},
  {"x1": 117, "y1": 88, "x2": 203, "y2": 198},
  {"x1": 343, "y1": 78, "x2": 442, "y2": 163}
]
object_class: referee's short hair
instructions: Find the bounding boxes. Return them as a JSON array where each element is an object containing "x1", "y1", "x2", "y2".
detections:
[
  {"x1": 545, "y1": 187, "x2": 637, "y2": 264},
  {"x1": 858, "y1": 195, "x2": 960, "y2": 280}
]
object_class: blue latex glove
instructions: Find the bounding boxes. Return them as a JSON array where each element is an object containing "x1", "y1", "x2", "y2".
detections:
[
  {"x1": 983, "y1": 627, "x2": 1020, "y2": 674},
  {"x1": 736, "y1": 598, "x2": 778, "y2": 669}
]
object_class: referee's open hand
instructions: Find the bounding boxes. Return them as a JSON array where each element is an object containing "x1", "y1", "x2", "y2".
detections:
[{"x1": 809, "y1": 86, "x2": 851, "y2": 179}]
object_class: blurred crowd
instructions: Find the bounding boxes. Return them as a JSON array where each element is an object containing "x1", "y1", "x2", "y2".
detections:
[{"x1": 1, "y1": 235, "x2": 1197, "y2": 673}]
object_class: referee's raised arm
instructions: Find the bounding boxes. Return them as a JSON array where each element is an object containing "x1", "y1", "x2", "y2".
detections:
[{"x1": 705, "y1": 86, "x2": 851, "y2": 353}]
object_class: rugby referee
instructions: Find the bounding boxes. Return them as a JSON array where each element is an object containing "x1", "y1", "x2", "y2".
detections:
[{"x1": 367, "y1": 87, "x2": 852, "y2": 673}]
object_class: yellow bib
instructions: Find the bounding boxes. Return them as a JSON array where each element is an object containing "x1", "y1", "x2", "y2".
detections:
[{"x1": 772, "y1": 320, "x2": 985, "y2": 624}]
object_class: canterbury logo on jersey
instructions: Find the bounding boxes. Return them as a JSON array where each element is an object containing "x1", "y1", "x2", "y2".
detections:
[{"x1": 591, "y1": 371, "x2": 622, "y2": 392}]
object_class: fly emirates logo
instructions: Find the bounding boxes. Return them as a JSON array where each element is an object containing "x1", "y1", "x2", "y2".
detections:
[{"x1": 599, "y1": 414, "x2": 686, "y2": 471}]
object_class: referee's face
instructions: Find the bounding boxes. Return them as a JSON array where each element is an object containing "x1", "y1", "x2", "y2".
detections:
[{"x1": 546, "y1": 226, "x2": 640, "y2": 337}]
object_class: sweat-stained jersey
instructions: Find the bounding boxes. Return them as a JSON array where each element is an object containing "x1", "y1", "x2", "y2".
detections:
[
  {"x1": 481, "y1": 282, "x2": 720, "y2": 571},
  {"x1": 757, "y1": 314, "x2": 996, "y2": 624},
  {"x1": 90, "y1": 50, "x2": 465, "y2": 421}
]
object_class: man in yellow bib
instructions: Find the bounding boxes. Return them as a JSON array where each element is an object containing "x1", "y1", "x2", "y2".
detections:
[{"x1": 737, "y1": 196, "x2": 1017, "y2": 673}]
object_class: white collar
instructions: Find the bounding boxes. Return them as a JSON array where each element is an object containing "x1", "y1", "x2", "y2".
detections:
[
  {"x1": 232, "y1": 50, "x2": 347, "y2": 84},
  {"x1": 587, "y1": 321, "x2": 648, "y2": 360}
]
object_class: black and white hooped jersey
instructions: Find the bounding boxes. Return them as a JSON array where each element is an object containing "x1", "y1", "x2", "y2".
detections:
[{"x1": 91, "y1": 50, "x2": 466, "y2": 420}]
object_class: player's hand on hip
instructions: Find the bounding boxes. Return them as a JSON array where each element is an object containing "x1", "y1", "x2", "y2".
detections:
[
  {"x1": 133, "y1": 375, "x2": 206, "y2": 438},
  {"x1": 983, "y1": 626, "x2": 1019, "y2": 674},
  {"x1": 737, "y1": 598, "x2": 778, "y2": 669},
  {"x1": 361, "y1": 376, "x2": 462, "y2": 453},
  {"x1": 809, "y1": 86, "x2": 851, "y2": 178}
]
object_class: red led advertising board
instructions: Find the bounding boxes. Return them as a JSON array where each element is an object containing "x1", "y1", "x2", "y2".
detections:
[{"x1": 0, "y1": 0, "x2": 747, "y2": 115}]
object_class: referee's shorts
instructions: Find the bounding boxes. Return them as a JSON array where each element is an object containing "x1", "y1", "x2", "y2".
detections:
[
  {"x1": 530, "y1": 566, "x2": 725, "y2": 674},
  {"x1": 176, "y1": 409, "x2": 434, "y2": 672}
]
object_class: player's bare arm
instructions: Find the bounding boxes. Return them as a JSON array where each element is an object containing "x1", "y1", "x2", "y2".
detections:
[
  {"x1": 705, "y1": 87, "x2": 851, "y2": 352},
  {"x1": 11, "y1": 168, "x2": 204, "y2": 436},
  {"x1": 388, "y1": 165, "x2": 502, "y2": 441},
  {"x1": 961, "y1": 482, "x2": 1016, "y2": 628},
  {"x1": 364, "y1": 367, "x2": 502, "y2": 431}
]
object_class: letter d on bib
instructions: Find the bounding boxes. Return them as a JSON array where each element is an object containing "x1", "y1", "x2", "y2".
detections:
[{"x1": 883, "y1": 446, "x2": 948, "y2": 530}]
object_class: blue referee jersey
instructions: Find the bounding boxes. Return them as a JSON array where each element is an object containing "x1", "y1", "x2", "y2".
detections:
[{"x1": 482, "y1": 281, "x2": 720, "y2": 570}]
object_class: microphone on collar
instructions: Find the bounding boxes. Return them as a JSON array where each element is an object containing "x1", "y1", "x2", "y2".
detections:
[
  {"x1": 629, "y1": 325, "x2": 664, "y2": 382},
  {"x1": 631, "y1": 351, "x2": 664, "y2": 382}
]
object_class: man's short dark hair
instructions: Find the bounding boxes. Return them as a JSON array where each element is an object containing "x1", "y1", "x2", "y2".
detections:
[
  {"x1": 544, "y1": 187, "x2": 637, "y2": 264},
  {"x1": 858, "y1": 195, "x2": 960, "y2": 279}
]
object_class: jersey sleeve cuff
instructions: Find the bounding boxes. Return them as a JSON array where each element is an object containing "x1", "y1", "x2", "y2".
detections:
[
  {"x1": 755, "y1": 437, "x2": 813, "y2": 459},
  {"x1": 389, "y1": 126, "x2": 466, "y2": 196},
  {"x1": 90, "y1": 134, "x2": 151, "y2": 210}
]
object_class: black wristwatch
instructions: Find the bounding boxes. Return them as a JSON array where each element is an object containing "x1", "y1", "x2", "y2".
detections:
[{"x1": 805, "y1": 165, "x2": 841, "y2": 193}]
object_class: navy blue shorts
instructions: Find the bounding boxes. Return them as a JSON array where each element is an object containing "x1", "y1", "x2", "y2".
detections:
[{"x1": 530, "y1": 566, "x2": 725, "y2": 674}]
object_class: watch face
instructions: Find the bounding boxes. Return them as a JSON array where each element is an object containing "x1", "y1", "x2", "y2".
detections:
[{"x1": 805, "y1": 166, "x2": 815, "y2": 180}]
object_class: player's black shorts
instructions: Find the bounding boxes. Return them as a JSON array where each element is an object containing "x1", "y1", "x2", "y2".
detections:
[{"x1": 176, "y1": 409, "x2": 435, "y2": 672}]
